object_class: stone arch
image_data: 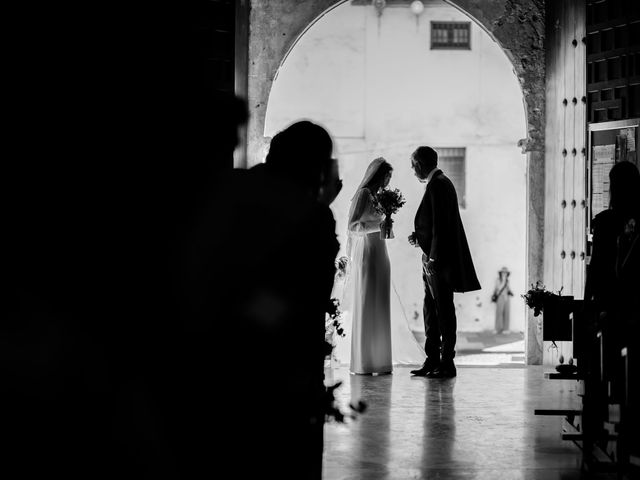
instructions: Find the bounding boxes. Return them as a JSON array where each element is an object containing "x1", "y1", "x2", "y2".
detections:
[
  {"x1": 248, "y1": 0, "x2": 543, "y2": 159},
  {"x1": 247, "y1": 0, "x2": 545, "y2": 363}
]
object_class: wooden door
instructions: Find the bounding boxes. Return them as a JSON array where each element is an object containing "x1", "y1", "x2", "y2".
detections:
[{"x1": 544, "y1": 0, "x2": 587, "y2": 365}]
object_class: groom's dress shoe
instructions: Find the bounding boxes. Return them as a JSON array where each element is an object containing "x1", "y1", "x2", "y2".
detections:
[
  {"x1": 426, "y1": 366, "x2": 457, "y2": 378},
  {"x1": 410, "y1": 363, "x2": 439, "y2": 376}
]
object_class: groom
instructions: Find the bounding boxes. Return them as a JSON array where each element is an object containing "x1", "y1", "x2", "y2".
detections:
[{"x1": 408, "y1": 146, "x2": 481, "y2": 378}]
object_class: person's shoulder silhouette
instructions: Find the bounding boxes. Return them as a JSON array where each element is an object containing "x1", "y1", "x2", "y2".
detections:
[
  {"x1": 196, "y1": 120, "x2": 339, "y2": 480},
  {"x1": 587, "y1": 161, "x2": 640, "y2": 306}
]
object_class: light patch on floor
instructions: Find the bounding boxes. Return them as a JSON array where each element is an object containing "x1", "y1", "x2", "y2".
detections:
[
  {"x1": 455, "y1": 352, "x2": 524, "y2": 366},
  {"x1": 483, "y1": 339, "x2": 525, "y2": 353}
]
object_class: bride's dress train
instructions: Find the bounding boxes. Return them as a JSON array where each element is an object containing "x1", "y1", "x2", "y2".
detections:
[{"x1": 332, "y1": 272, "x2": 426, "y2": 369}]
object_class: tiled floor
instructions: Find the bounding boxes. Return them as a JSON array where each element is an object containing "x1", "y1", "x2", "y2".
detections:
[{"x1": 323, "y1": 366, "x2": 609, "y2": 480}]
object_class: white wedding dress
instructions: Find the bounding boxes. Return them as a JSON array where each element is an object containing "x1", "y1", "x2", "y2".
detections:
[{"x1": 333, "y1": 159, "x2": 425, "y2": 373}]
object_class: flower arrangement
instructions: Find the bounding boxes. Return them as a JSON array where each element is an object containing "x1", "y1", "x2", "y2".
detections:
[
  {"x1": 374, "y1": 188, "x2": 406, "y2": 239},
  {"x1": 321, "y1": 301, "x2": 367, "y2": 423},
  {"x1": 324, "y1": 298, "x2": 346, "y2": 369},
  {"x1": 335, "y1": 256, "x2": 349, "y2": 278},
  {"x1": 325, "y1": 298, "x2": 345, "y2": 339},
  {"x1": 521, "y1": 281, "x2": 562, "y2": 317}
]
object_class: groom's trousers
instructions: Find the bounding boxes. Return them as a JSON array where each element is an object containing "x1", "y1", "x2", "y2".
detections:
[{"x1": 422, "y1": 254, "x2": 457, "y2": 364}]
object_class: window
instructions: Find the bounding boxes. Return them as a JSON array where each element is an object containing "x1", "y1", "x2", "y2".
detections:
[
  {"x1": 431, "y1": 22, "x2": 471, "y2": 49},
  {"x1": 435, "y1": 147, "x2": 466, "y2": 208}
]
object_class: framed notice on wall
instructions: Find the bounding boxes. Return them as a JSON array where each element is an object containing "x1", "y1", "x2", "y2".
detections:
[{"x1": 587, "y1": 119, "x2": 640, "y2": 232}]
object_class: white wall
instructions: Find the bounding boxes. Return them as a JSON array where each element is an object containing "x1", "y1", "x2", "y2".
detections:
[{"x1": 264, "y1": 0, "x2": 528, "y2": 333}]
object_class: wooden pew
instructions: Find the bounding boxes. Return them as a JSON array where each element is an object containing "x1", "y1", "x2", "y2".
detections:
[
  {"x1": 619, "y1": 344, "x2": 640, "y2": 479},
  {"x1": 534, "y1": 299, "x2": 621, "y2": 473}
]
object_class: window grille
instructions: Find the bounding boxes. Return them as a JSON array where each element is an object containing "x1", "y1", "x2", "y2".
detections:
[
  {"x1": 435, "y1": 147, "x2": 466, "y2": 208},
  {"x1": 431, "y1": 22, "x2": 471, "y2": 49}
]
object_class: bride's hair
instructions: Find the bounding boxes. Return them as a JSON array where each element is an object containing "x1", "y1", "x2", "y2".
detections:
[{"x1": 365, "y1": 159, "x2": 393, "y2": 191}]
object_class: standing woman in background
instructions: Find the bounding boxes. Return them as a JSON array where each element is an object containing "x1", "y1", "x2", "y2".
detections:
[{"x1": 492, "y1": 266, "x2": 513, "y2": 334}]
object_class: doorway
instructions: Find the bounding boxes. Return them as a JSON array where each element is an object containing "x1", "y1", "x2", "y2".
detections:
[{"x1": 263, "y1": 0, "x2": 528, "y2": 367}]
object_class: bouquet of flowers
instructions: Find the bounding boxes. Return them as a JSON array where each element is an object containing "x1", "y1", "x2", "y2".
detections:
[
  {"x1": 374, "y1": 188, "x2": 406, "y2": 239},
  {"x1": 521, "y1": 281, "x2": 562, "y2": 317},
  {"x1": 324, "y1": 298, "x2": 345, "y2": 368}
]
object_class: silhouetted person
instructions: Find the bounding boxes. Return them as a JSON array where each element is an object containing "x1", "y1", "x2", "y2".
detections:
[
  {"x1": 612, "y1": 163, "x2": 640, "y2": 462},
  {"x1": 585, "y1": 161, "x2": 640, "y2": 334},
  {"x1": 191, "y1": 120, "x2": 339, "y2": 479},
  {"x1": 492, "y1": 266, "x2": 514, "y2": 334},
  {"x1": 611, "y1": 162, "x2": 640, "y2": 330},
  {"x1": 155, "y1": 91, "x2": 249, "y2": 478},
  {"x1": 583, "y1": 161, "x2": 640, "y2": 442},
  {"x1": 318, "y1": 156, "x2": 343, "y2": 206},
  {"x1": 6, "y1": 0, "x2": 250, "y2": 475},
  {"x1": 408, "y1": 146, "x2": 480, "y2": 378}
]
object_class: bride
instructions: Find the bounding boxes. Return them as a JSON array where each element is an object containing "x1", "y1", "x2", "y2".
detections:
[{"x1": 337, "y1": 157, "x2": 425, "y2": 374}]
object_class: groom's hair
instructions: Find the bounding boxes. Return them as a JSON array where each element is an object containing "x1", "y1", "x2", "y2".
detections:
[{"x1": 412, "y1": 146, "x2": 438, "y2": 176}]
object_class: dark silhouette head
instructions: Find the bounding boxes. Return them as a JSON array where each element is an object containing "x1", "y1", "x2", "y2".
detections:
[
  {"x1": 318, "y1": 157, "x2": 343, "y2": 206},
  {"x1": 265, "y1": 121, "x2": 333, "y2": 196},
  {"x1": 609, "y1": 161, "x2": 640, "y2": 219},
  {"x1": 411, "y1": 146, "x2": 438, "y2": 180}
]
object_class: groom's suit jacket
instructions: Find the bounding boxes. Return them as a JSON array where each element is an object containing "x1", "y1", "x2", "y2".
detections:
[{"x1": 414, "y1": 169, "x2": 481, "y2": 292}]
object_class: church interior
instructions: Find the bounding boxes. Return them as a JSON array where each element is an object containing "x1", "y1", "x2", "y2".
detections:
[{"x1": 5, "y1": 1, "x2": 639, "y2": 479}]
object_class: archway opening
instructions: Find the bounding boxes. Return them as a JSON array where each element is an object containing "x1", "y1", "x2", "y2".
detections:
[{"x1": 264, "y1": 0, "x2": 528, "y2": 367}]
